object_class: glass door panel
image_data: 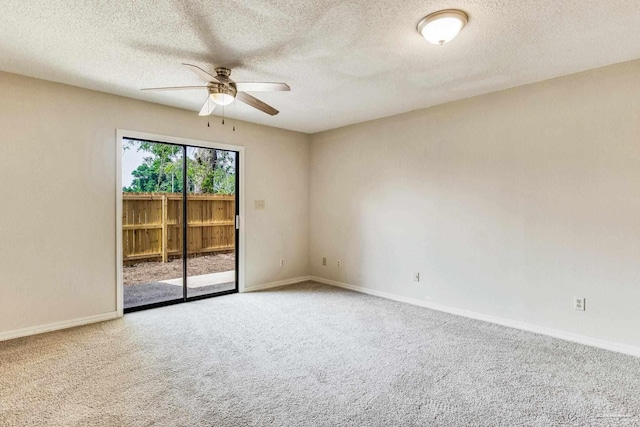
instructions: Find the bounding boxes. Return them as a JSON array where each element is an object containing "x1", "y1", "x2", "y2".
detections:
[
  {"x1": 122, "y1": 139, "x2": 184, "y2": 311},
  {"x1": 186, "y1": 147, "x2": 238, "y2": 298}
]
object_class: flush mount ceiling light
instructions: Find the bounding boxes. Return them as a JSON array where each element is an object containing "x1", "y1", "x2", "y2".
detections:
[{"x1": 417, "y1": 9, "x2": 468, "y2": 45}]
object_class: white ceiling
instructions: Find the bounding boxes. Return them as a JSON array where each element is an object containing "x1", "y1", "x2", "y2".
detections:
[{"x1": 2, "y1": 1, "x2": 640, "y2": 134}]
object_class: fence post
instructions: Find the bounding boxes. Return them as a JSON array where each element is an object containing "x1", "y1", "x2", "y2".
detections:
[{"x1": 162, "y1": 194, "x2": 168, "y2": 263}]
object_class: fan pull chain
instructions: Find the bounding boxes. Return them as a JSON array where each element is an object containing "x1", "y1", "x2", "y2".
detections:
[{"x1": 222, "y1": 106, "x2": 225, "y2": 125}]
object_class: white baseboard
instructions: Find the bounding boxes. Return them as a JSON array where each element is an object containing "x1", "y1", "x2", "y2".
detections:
[
  {"x1": 1, "y1": 277, "x2": 311, "y2": 341},
  {"x1": 7, "y1": 278, "x2": 638, "y2": 358},
  {"x1": 310, "y1": 276, "x2": 640, "y2": 358},
  {"x1": 0, "y1": 311, "x2": 120, "y2": 342},
  {"x1": 244, "y1": 276, "x2": 311, "y2": 293}
]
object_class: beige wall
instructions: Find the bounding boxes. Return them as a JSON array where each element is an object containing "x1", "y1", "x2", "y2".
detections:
[
  {"x1": 310, "y1": 60, "x2": 640, "y2": 347},
  {"x1": 3, "y1": 58, "x2": 640, "y2": 348},
  {"x1": 0, "y1": 72, "x2": 310, "y2": 333}
]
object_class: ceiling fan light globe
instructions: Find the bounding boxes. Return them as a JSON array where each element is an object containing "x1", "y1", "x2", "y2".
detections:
[
  {"x1": 210, "y1": 92, "x2": 235, "y2": 106},
  {"x1": 417, "y1": 10, "x2": 468, "y2": 45}
]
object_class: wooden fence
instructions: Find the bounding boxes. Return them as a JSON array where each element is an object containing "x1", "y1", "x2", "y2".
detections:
[{"x1": 122, "y1": 193, "x2": 235, "y2": 263}]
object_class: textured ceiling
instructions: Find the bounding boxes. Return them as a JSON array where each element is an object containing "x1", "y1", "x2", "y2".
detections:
[{"x1": 1, "y1": 1, "x2": 640, "y2": 133}]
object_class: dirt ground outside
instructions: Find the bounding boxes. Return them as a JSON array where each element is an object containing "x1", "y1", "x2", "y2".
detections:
[{"x1": 123, "y1": 252, "x2": 235, "y2": 286}]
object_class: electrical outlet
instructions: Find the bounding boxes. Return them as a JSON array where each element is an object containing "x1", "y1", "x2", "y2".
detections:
[
  {"x1": 574, "y1": 297, "x2": 585, "y2": 311},
  {"x1": 322, "y1": 257, "x2": 327, "y2": 266},
  {"x1": 279, "y1": 259, "x2": 284, "y2": 267},
  {"x1": 337, "y1": 260, "x2": 342, "y2": 268},
  {"x1": 414, "y1": 272, "x2": 420, "y2": 282},
  {"x1": 255, "y1": 200, "x2": 265, "y2": 210}
]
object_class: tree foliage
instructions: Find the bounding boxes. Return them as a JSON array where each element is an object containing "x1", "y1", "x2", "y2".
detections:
[{"x1": 123, "y1": 140, "x2": 235, "y2": 194}]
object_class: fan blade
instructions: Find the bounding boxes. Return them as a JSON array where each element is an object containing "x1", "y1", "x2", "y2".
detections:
[
  {"x1": 235, "y1": 92, "x2": 279, "y2": 116},
  {"x1": 199, "y1": 97, "x2": 216, "y2": 116},
  {"x1": 234, "y1": 82, "x2": 290, "y2": 92},
  {"x1": 141, "y1": 86, "x2": 209, "y2": 91},
  {"x1": 183, "y1": 63, "x2": 228, "y2": 84},
  {"x1": 183, "y1": 63, "x2": 218, "y2": 82}
]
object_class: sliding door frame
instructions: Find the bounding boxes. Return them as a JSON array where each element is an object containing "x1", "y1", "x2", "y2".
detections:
[{"x1": 115, "y1": 129, "x2": 245, "y2": 317}]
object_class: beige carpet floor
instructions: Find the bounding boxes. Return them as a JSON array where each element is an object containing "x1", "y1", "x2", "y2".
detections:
[{"x1": 1, "y1": 281, "x2": 640, "y2": 426}]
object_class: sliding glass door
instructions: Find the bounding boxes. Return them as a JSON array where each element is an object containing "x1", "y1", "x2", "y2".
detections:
[
  {"x1": 185, "y1": 147, "x2": 238, "y2": 299},
  {"x1": 121, "y1": 138, "x2": 238, "y2": 312}
]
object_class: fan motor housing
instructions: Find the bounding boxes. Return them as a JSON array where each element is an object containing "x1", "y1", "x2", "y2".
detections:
[
  {"x1": 214, "y1": 67, "x2": 232, "y2": 79},
  {"x1": 208, "y1": 82, "x2": 237, "y2": 98}
]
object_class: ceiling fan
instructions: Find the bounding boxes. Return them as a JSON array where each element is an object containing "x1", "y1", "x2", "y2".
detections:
[{"x1": 142, "y1": 63, "x2": 290, "y2": 116}]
